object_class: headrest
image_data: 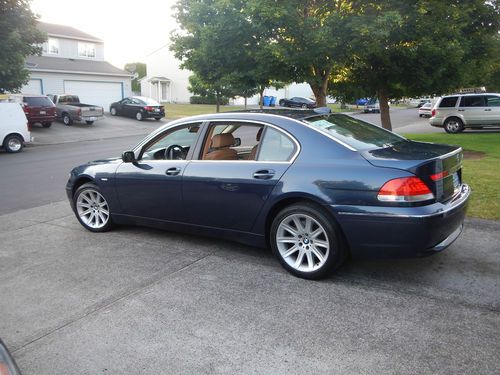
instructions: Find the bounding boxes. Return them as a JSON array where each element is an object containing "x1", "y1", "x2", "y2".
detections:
[
  {"x1": 211, "y1": 133, "x2": 235, "y2": 148},
  {"x1": 256, "y1": 127, "x2": 263, "y2": 141}
]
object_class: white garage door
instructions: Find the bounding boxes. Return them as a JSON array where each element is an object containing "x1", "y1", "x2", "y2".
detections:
[
  {"x1": 64, "y1": 80, "x2": 123, "y2": 111},
  {"x1": 21, "y1": 79, "x2": 43, "y2": 95}
]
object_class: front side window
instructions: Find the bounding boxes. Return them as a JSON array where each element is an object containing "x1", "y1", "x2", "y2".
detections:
[
  {"x1": 460, "y1": 95, "x2": 486, "y2": 107},
  {"x1": 439, "y1": 96, "x2": 458, "y2": 108},
  {"x1": 42, "y1": 38, "x2": 59, "y2": 55},
  {"x1": 305, "y1": 114, "x2": 405, "y2": 151},
  {"x1": 257, "y1": 128, "x2": 296, "y2": 162},
  {"x1": 78, "y1": 42, "x2": 96, "y2": 58},
  {"x1": 141, "y1": 124, "x2": 200, "y2": 161}
]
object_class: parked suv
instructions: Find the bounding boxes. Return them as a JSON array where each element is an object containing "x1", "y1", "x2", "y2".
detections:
[
  {"x1": 10, "y1": 94, "x2": 56, "y2": 129},
  {"x1": 430, "y1": 93, "x2": 500, "y2": 133}
]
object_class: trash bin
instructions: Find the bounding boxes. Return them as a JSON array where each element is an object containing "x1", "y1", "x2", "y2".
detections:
[
  {"x1": 269, "y1": 96, "x2": 276, "y2": 107},
  {"x1": 263, "y1": 96, "x2": 271, "y2": 106}
]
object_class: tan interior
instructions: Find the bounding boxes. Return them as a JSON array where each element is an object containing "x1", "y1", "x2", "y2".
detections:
[
  {"x1": 247, "y1": 127, "x2": 263, "y2": 160},
  {"x1": 204, "y1": 133, "x2": 238, "y2": 160}
]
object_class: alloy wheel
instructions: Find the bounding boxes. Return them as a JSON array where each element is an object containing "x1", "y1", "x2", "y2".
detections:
[
  {"x1": 276, "y1": 213, "x2": 330, "y2": 272},
  {"x1": 76, "y1": 189, "x2": 110, "y2": 229},
  {"x1": 445, "y1": 119, "x2": 463, "y2": 133},
  {"x1": 7, "y1": 137, "x2": 22, "y2": 152}
]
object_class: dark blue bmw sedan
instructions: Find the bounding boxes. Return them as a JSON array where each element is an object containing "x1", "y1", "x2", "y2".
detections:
[{"x1": 66, "y1": 109, "x2": 470, "y2": 279}]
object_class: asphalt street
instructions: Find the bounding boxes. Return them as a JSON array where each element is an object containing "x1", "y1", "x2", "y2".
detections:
[{"x1": 0, "y1": 108, "x2": 498, "y2": 374}]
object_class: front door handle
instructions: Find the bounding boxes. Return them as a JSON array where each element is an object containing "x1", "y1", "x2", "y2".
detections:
[
  {"x1": 253, "y1": 169, "x2": 275, "y2": 179},
  {"x1": 166, "y1": 167, "x2": 181, "y2": 176},
  {"x1": 484, "y1": 109, "x2": 492, "y2": 111}
]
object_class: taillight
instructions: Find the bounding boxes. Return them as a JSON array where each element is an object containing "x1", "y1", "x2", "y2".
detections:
[
  {"x1": 378, "y1": 177, "x2": 434, "y2": 202},
  {"x1": 430, "y1": 171, "x2": 449, "y2": 181},
  {"x1": 22, "y1": 103, "x2": 28, "y2": 114},
  {"x1": 431, "y1": 109, "x2": 436, "y2": 117},
  {"x1": 144, "y1": 106, "x2": 153, "y2": 111}
]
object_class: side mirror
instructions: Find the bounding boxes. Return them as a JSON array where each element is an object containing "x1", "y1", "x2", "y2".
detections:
[
  {"x1": 122, "y1": 151, "x2": 136, "y2": 163},
  {"x1": 233, "y1": 137, "x2": 241, "y2": 147}
]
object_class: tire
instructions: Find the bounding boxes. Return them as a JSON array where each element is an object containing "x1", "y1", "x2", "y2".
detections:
[
  {"x1": 444, "y1": 117, "x2": 464, "y2": 134},
  {"x1": 85, "y1": 121, "x2": 94, "y2": 125},
  {"x1": 62, "y1": 113, "x2": 73, "y2": 126},
  {"x1": 110, "y1": 107, "x2": 117, "y2": 116},
  {"x1": 301, "y1": 104, "x2": 307, "y2": 109},
  {"x1": 279, "y1": 100, "x2": 285, "y2": 107},
  {"x1": 42, "y1": 122, "x2": 52, "y2": 128},
  {"x1": 155, "y1": 117, "x2": 162, "y2": 121},
  {"x1": 135, "y1": 111, "x2": 143, "y2": 121},
  {"x1": 270, "y1": 203, "x2": 346, "y2": 279},
  {"x1": 73, "y1": 182, "x2": 114, "y2": 232},
  {"x1": 3, "y1": 134, "x2": 23, "y2": 153}
]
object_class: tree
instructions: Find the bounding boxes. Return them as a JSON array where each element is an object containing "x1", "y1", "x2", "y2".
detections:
[
  {"x1": 124, "y1": 62, "x2": 146, "y2": 93},
  {"x1": 0, "y1": 0, "x2": 46, "y2": 93},
  {"x1": 339, "y1": 0, "x2": 500, "y2": 130}
]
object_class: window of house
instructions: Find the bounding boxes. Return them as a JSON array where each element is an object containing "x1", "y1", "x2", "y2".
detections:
[
  {"x1": 42, "y1": 38, "x2": 59, "y2": 55},
  {"x1": 78, "y1": 42, "x2": 96, "y2": 58}
]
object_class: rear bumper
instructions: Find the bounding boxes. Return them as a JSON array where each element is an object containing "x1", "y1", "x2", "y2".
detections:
[
  {"x1": 429, "y1": 117, "x2": 443, "y2": 127},
  {"x1": 143, "y1": 111, "x2": 165, "y2": 118},
  {"x1": 28, "y1": 115, "x2": 56, "y2": 123},
  {"x1": 331, "y1": 184, "x2": 470, "y2": 259}
]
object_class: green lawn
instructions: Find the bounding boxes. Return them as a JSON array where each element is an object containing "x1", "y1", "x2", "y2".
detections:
[{"x1": 405, "y1": 133, "x2": 500, "y2": 221}]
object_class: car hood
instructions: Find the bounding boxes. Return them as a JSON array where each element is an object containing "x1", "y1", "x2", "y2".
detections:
[{"x1": 87, "y1": 157, "x2": 122, "y2": 165}]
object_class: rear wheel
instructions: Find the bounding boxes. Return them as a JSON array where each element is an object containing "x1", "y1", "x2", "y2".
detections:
[
  {"x1": 42, "y1": 122, "x2": 52, "y2": 128},
  {"x1": 301, "y1": 104, "x2": 307, "y2": 109},
  {"x1": 62, "y1": 113, "x2": 73, "y2": 126},
  {"x1": 135, "y1": 111, "x2": 143, "y2": 121},
  {"x1": 279, "y1": 99, "x2": 285, "y2": 107},
  {"x1": 110, "y1": 107, "x2": 117, "y2": 116},
  {"x1": 444, "y1": 117, "x2": 464, "y2": 134},
  {"x1": 85, "y1": 121, "x2": 94, "y2": 125},
  {"x1": 155, "y1": 117, "x2": 162, "y2": 121},
  {"x1": 73, "y1": 182, "x2": 113, "y2": 232},
  {"x1": 3, "y1": 134, "x2": 23, "y2": 153},
  {"x1": 270, "y1": 203, "x2": 346, "y2": 279}
]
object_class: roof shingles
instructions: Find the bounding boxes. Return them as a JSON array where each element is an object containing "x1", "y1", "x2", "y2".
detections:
[{"x1": 38, "y1": 22, "x2": 102, "y2": 42}]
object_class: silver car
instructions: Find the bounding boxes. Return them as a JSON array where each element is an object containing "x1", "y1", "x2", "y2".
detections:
[{"x1": 429, "y1": 93, "x2": 500, "y2": 133}]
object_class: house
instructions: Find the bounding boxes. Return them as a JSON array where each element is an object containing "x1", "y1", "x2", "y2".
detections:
[
  {"x1": 140, "y1": 44, "x2": 192, "y2": 103},
  {"x1": 21, "y1": 22, "x2": 132, "y2": 110}
]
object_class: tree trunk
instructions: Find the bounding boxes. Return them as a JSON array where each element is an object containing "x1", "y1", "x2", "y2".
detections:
[
  {"x1": 259, "y1": 85, "x2": 265, "y2": 109},
  {"x1": 310, "y1": 84, "x2": 327, "y2": 107},
  {"x1": 377, "y1": 89, "x2": 392, "y2": 131},
  {"x1": 244, "y1": 96, "x2": 247, "y2": 110},
  {"x1": 215, "y1": 93, "x2": 220, "y2": 113}
]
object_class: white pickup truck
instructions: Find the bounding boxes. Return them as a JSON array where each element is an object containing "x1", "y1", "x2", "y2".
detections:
[{"x1": 47, "y1": 94, "x2": 104, "y2": 125}]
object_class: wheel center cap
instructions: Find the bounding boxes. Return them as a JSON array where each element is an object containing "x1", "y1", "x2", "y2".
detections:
[{"x1": 303, "y1": 238, "x2": 310, "y2": 244}]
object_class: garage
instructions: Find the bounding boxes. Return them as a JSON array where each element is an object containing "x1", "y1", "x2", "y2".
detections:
[
  {"x1": 64, "y1": 80, "x2": 123, "y2": 111},
  {"x1": 21, "y1": 79, "x2": 43, "y2": 95}
]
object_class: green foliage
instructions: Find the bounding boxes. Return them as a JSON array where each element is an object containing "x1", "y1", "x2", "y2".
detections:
[
  {"x1": 124, "y1": 62, "x2": 147, "y2": 92},
  {"x1": 0, "y1": 0, "x2": 46, "y2": 93},
  {"x1": 190, "y1": 95, "x2": 229, "y2": 105}
]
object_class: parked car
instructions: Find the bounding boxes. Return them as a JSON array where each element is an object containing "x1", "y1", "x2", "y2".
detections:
[
  {"x1": 47, "y1": 94, "x2": 104, "y2": 126},
  {"x1": 66, "y1": 109, "x2": 469, "y2": 279},
  {"x1": 429, "y1": 93, "x2": 500, "y2": 133},
  {"x1": 363, "y1": 98, "x2": 380, "y2": 113},
  {"x1": 279, "y1": 97, "x2": 317, "y2": 109},
  {"x1": 356, "y1": 98, "x2": 369, "y2": 106},
  {"x1": 10, "y1": 94, "x2": 56, "y2": 128},
  {"x1": 0, "y1": 102, "x2": 31, "y2": 153},
  {"x1": 0, "y1": 338, "x2": 21, "y2": 375},
  {"x1": 418, "y1": 102, "x2": 433, "y2": 117},
  {"x1": 110, "y1": 96, "x2": 165, "y2": 121}
]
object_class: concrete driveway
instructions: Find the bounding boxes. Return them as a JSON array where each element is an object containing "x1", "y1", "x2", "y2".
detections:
[{"x1": 0, "y1": 202, "x2": 498, "y2": 374}]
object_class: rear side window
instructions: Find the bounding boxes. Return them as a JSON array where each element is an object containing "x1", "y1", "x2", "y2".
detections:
[
  {"x1": 460, "y1": 95, "x2": 486, "y2": 107},
  {"x1": 258, "y1": 128, "x2": 296, "y2": 162},
  {"x1": 486, "y1": 96, "x2": 500, "y2": 107},
  {"x1": 24, "y1": 97, "x2": 53, "y2": 106},
  {"x1": 439, "y1": 97, "x2": 458, "y2": 108}
]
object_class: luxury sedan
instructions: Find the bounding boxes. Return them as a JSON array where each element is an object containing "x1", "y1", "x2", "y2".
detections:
[
  {"x1": 279, "y1": 97, "x2": 317, "y2": 109},
  {"x1": 110, "y1": 96, "x2": 165, "y2": 121},
  {"x1": 66, "y1": 108, "x2": 470, "y2": 279}
]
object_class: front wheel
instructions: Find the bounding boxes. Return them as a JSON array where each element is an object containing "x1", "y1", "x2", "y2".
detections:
[
  {"x1": 301, "y1": 104, "x2": 307, "y2": 109},
  {"x1": 73, "y1": 182, "x2": 113, "y2": 232},
  {"x1": 85, "y1": 121, "x2": 94, "y2": 125},
  {"x1": 270, "y1": 203, "x2": 346, "y2": 279},
  {"x1": 110, "y1": 107, "x2": 117, "y2": 116},
  {"x1": 3, "y1": 134, "x2": 23, "y2": 153},
  {"x1": 42, "y1": 122, "x2": 52, "y2": 128},
  {"x1": 62, "y1": 114, "x2": 73, "y2": 126},
  {"x1": 444, "y1": 118, "x2": 464, "y2": 134},
  {"x1": 135, "y1": 111, "x2": 143, "y2": 121}
]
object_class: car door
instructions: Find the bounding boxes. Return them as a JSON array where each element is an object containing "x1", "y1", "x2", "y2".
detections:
[
  {"x1": 459, "y1": 95, "x2": 487, "y2": 126},
  {"x1": 485, "y1": 95, "x2": 500, "y2": 125},
  {"x1": 114, "y1": 122, "x2": 202, "y2": 222},
  {"x1": 116, "y1": 98, "x2": 129, "y2": 115},
  {"x1": 182, "y1": 121, "x2": 299, "y2": 232}
]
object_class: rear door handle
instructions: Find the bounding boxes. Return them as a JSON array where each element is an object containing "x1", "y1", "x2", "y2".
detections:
[
  {"x1": 484, "y1": 109, "x2": 492, "y2": 111},
  {"x1": 253, "y1": 169, "x2": 275, "y2": 179},
  {"x1": 458, "y1": 109, "x2": 465, "y2": 112},
  {"x1": 166, "y1": 167, "x2": 181, "y2": 176}
]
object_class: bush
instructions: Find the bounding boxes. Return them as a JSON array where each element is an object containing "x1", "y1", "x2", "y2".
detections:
[{"x1": 190, "y1": 95, "x2": 229, "y2": 105}]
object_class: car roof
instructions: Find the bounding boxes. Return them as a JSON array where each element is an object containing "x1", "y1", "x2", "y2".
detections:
[{"x1": 442, "y1": 93, "x2": 499, "y2": 97}]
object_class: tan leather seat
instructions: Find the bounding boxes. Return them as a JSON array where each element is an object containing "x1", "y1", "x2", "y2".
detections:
[
  {"x1": 247, "y1": 127, "x2": 264, "y2": 160},
  {"x1": 205, "y1": 133, "x2": 238, "y2": 160}
]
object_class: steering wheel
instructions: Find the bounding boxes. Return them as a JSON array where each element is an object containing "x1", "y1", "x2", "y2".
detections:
[{"x1": 164, "y1": 144, "x2": 186, "y2": 160}]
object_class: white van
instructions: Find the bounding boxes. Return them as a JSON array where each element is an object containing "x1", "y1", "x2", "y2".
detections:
[{"x1": 0, "y1": 102, "x2": 31, "y2": 153}]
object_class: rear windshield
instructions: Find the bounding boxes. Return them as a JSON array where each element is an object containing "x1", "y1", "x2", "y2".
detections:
[
  {"x1": 24, "y1": 97, "x2": 53, "y2": 106},
  {"x1": 304, "y1": 114, "x2": 405, "y2": 151},
  {"x1": 136, "y1": 97, "x2": 160, "y2": 106},
  {"x1": 59, "y1": 96, "x2": 79, "y2": 103},
  {"x1": 439, "y1": 96, "x2": 458, "y2": 108}
]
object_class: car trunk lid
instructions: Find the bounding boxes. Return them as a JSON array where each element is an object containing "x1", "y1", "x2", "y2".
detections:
[{"x1": 361, "y1": 140, "x2": 463, "y2": 203}]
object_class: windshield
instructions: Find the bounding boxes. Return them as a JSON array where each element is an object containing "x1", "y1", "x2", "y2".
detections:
[{"x1": 304, "y1": 114, "x2": 406, "y2": 151}]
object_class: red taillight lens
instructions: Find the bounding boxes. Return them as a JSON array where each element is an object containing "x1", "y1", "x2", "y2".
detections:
[
  {"x1": 431, "y1": 109, "x2": 436, "y2": 117},
  {"x1": 378, "y1": 177, "x2": 434, "y2": 202},
  {"x1": 430, "y1": 171, "x2": 449, "y2": 181},
  {"x1": 144, "y1": 106, "x2": 153, "y2": 111}
]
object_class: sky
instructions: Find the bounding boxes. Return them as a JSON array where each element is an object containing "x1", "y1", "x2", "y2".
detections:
[{"x1": 30, "y1": 0, "x2": 179, "y2": 68}]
